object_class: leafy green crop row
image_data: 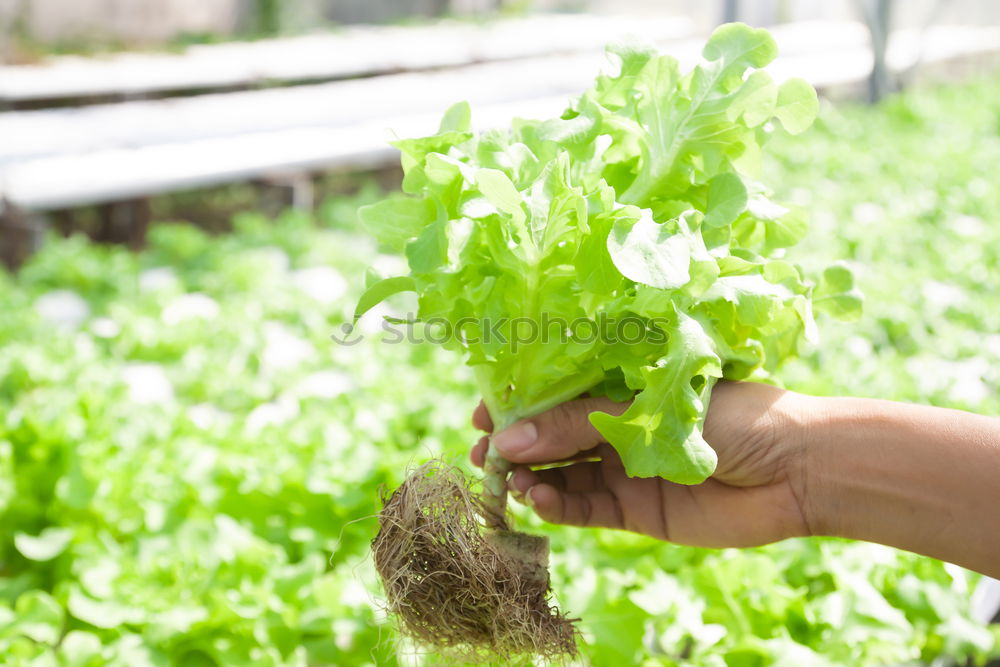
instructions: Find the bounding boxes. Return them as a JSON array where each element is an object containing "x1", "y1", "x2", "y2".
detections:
[{"x1": 1, "y1": 73, "x2": 1000, "y2": 665}]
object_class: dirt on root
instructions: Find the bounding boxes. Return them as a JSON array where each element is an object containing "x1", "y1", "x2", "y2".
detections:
[{"x1": 372, "y1": 461, "x2": 577, "y2": 662}]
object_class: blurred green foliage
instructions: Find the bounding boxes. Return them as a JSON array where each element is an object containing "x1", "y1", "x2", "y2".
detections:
[{"x1": 1, "y1": 74, "x2": 1000, "y2": 665}]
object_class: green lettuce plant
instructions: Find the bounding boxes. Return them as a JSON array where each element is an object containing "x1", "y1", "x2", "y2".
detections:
[
  {"x1": 357, "y1": 23, "x2": 863, "y2": 660},
  {"x1": 356, "y1": 23, "x2": 861, "y2": 522}
]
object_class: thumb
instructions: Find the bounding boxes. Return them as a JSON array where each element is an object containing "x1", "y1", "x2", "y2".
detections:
[{"x1": 491, "y1": 396, "x2": 628, "y2": 464}]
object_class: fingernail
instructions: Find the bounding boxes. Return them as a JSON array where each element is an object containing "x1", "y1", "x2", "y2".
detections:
[
  {"x1": 525, "y1": 486, "x2": 538, "y2": 508},
  {"x1": 492, "y1": 421, "x2": 537, "y2": 456}
]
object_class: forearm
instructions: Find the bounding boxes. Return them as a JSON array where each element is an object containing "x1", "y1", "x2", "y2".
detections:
[{"x1": 797, "y1": 394, "x2": 1000, "y2": 577}]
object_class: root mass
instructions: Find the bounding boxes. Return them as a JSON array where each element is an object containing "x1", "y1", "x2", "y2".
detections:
[{"x1": 372, "y1": 462, "x2": 577, "y2": 661}]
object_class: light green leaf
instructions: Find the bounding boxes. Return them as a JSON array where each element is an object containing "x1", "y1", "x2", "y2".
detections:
[
  {"x1": 438, "y1": 100, "x2": 471, "y2": 133},
  {"x1": 816, "y1": 262, "x2": 855, "y2": 293},
  {"x1": 475, "y1": 168, "x2": 526, "y2": 228},
  {"x1": 705, "y1": 173, "x2": 748, "y2": 228},
  {"x1": 405, "y1": 219, "x2": 448, "y2": 273},
  {"x1": 718, "y1": 254, "x2": 762, "y2": 275},
  {"x1": 595, "y1": 43, "x2": 657, "y2": 109},
  {"x1": 105, "y1": 634, "x2": 168, "y2": 667},
  {"x1": 58, "y1": 631, "x2": 104, "y2": 667},
  {"x1": 591, "y1": 311, "x2": 721, "y2": 483},
  {"x1": 56, "y1": 453, "x2": 94, "y2": 510},
  {"x1": 775, "y1": 77, "x2": 819, "y2": 134},
  {"x1": 575, "y1": 213, "x2": 623, "y2": 293},
  {"x1": 814, "y1": 290, "x2": 865, "y2": 322},
  {"x1": 357, "y1": 195, "x2": 435, "y2": 250},
  {"x1": 726, "y1": 70, "x2": 778, "y2": 127},
  {"x1": 702, "y1": 22, "x2": 779, "y2": 70},
  {"x1": 353, "y1": 276, "x2": 416, "y2": 321},
  {"x1": 764, "y1": 207, "x2": 808, "y2": 251},
  {"x1": 536, "y1": 113, "x2": 598, "y2": 146},
  {"x1": 701, "y1": 275, "x2": 791, "y2": 328},
  {"x1": 67, "y1": 589, "x2": 137, "y2": 629},
  {"x1": 762, "y1": 259, "x2": 804, "y2": 287},
  {"x1": 14, "y1": 591, "x2": 64, "y2": 645},
  {"x1": 815, "y1": 263, "x2": 863, "y2": 320},
  {"x1": 14, "y1": 527, "x2": 74, "y2": 562},
  {"x1": 607, "y1": 210, "x2": 691, "y2": 289}
]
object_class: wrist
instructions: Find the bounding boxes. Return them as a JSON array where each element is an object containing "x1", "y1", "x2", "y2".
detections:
[
  {"x1": 775, "y1": 391, "x2": 1000, "y2": 575},
  {"x1": 773, "y1": 391, "x2": 835, "y2": 539},
  {"x1": 790, "y1": 395, "x2": 941, "y2": 541}
]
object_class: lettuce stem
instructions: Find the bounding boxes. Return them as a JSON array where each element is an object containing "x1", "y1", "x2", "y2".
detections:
[{"x1": 475, "y1": 365, "x2": 606, "y2": 531}]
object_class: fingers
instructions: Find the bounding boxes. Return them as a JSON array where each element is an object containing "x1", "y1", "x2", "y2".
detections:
[
  {"x1": 472, "y1": 401, "x2": 493, "y2": 432},
  {"x1": 470, "y1": 435, "x2": 489, "y2": 467},
  {"x1": 504, "y1": 450, "x2": 669, "y2": 539},
  {"x1": 505, "y1": 457, "x2": 621, "y2": 529},
  {"x1": 526, "y1": 484, "x2": 625, "y2": 530},
  {"x1": 509, "y1": 459, "x2": 604, "y2": 495},
  {"x1": 490, "y1": 396, "x2": 628, "y2": 464}
]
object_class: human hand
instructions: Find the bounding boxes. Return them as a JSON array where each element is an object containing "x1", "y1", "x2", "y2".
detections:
[{"x1": 471, "y1": 382, "x2": 813, "y2": 548}]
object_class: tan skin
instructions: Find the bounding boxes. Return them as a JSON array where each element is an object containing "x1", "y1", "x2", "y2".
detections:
[{"x1": 471, "y1": 381, "x2": 1000, "y2": 577}]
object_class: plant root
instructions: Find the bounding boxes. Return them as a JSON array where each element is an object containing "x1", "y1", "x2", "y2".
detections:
[{"x1": 372, "y1": 461, "x2": 577, "y2": 662}]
